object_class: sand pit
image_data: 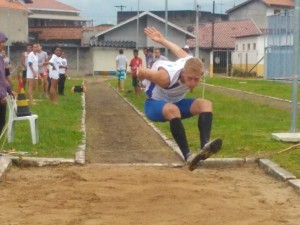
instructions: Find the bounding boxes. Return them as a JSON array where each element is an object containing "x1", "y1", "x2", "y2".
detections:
[{"x1": 0, "y1": 77, "x2": 299, "y2": 224}]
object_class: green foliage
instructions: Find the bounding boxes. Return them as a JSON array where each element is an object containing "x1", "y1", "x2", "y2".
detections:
[{"x1": 2, "y1": 79, "x2": 84, "y2": 158}]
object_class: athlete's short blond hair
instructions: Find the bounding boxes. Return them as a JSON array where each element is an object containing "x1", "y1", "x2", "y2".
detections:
[{"x1": 183, "y1": 57, "x2": 204, "y2": 77}]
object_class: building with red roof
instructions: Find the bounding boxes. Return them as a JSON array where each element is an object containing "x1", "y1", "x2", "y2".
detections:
[
  {"x1": 26, "y1": 0, "x2": 90, "y2": 47},
  {"x1": 0, "y1": 0, "x2": 30, "y2": 44}
]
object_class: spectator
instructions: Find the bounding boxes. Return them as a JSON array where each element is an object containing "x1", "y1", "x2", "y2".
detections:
[
  {"x1": 154, "y1": 48, "x2": 168, "y2": 62},
  {"x1": 1, "y1": 49, "x2": 13, "y2": 87},
  {"x1": 0, "y1": 32, "x2": 14, "y2": 133},
  {"x1": 26, "y1": 43, "x2": 39, "y2": 105},
  {"x1": 129, "y1": 49, "x2": 143, "y2": 96},
  {"x1": 21, "y1": 44, "x2": 32, "y2": 90},
  {"x1": 58, "y1": 51, "x2": 68, "y2": 95},
  {"x1": 48, "y1": 46, "x2": 62, "y2": 104},
  {"x1": 36, "y1": 44, "x2": 48, "y2": 98},
  {"x1": 146, "y1": 47, "x2": 155, "y2": 68},
  {"x1": 115, "y1": 49, "x2": 127, "y2": 92},
  {"x1": 183, "y1": 45, "x2": 193, "y2": 56}
]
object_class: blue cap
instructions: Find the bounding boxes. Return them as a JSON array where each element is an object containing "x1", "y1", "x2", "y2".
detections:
[{"x1": 0, "y1": 32, "x2": 8, "y2": 42}]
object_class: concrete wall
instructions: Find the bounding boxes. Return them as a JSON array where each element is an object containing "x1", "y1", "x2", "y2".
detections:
[
  {"x1": 92, "y1": 47, "x2": 146, "y2": 74},
  {"x1": 232, "y1": 35, "x2": 265, "y2": 77},
  {"x1": 0, "y1": 8, "x2": 28, "y2": 44},
  {"x1": 228, "y1": 1, "x2": 268, "y2": 28}
]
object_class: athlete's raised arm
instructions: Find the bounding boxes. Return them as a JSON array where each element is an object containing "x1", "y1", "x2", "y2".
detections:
[{"x1": 144, "y1": 27, "x2": 189, "y2": 59}]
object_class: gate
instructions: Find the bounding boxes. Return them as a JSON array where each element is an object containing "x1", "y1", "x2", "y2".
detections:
[
  {"x1": 266, "y1": 10, "x2": 297, "y2": 80},
  {"x1": 213, "y1": 50, "x2": 232, "y2": 75}
]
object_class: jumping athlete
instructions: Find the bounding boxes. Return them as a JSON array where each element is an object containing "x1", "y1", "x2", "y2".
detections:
[{"x1": 137, "y1": 27, "x2": 222, "y2": 171}]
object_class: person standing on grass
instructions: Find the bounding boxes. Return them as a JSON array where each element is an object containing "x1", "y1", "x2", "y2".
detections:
[
  {"x1": 146, "y1": 47, "x2": 155, "y2": 69},
  {"x1": 0, "y1": 32, "x2": 15, "y2": 133},
  {"x1": 21, "y1": 43, "x2": 32, "y2": 90},
  {"x1": 1, "y1": 49, "x2": 13, "y2": 87},
  {"x1": 137, "y1": 27, "x2": 222, "y2": 171},
  {"x1": 154, "y1": 48, "x2": 168, "y2": 62},
  {"x1": 48, "y1": 46, "x2": 62, "y2": 104},
  {"x1": 58, "y1": 51, "x2": 68, "y2": 96},
  {"x1": 37, "y1": 44, "x2": 48, "y2": 98},
  {"x1": 116, "y1": 49, "x2": 127, "y2": 92},
  {"x1": 129, "y1": 49, "x2": 143, "y2": 96},
  {"x1": 26, "y1": 43, "x2": 39, "y2": 105}
]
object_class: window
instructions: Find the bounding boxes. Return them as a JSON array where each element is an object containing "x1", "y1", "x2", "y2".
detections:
[
  {"x1": 248, "y1": 43, "x2": 251, "y2": 51},
  {"x1": 274, "y1": 9, "x2": 280, "y2": 15},
  {"x1": 236, "y1": 44, "x2": 238, "y2": 51},
  {"x1": 253, "y1": 43, "x2": 256, "y2": 50},
  {"x1": 243, "y1": 44, "x2": 245, "y2": 51}
]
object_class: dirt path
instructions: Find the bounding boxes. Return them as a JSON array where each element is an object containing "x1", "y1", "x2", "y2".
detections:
[
  {"x1": 84, "y1": 77, "x2": 181, "y2": 164},
  {"x1": 0, "y1": 77, "x2": 300, "y2": 225}
]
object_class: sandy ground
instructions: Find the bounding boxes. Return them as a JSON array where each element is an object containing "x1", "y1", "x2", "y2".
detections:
[{"x1": 0, "y1": 77, "x2": 299, "y2": 225}]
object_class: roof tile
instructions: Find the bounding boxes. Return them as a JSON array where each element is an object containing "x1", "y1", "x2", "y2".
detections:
[
  {"x1": 26, "y1": 0, "x2": 80, "y2": 12},
  {"x1": 263, "y1": 0, "x2": 294, "y2": 7},
  {"x1": 188, "y1": 19, "x2": 262, "y2": 49},
  {"x1": 0, "y1": 0, "x2": 28, "y2": 11}
]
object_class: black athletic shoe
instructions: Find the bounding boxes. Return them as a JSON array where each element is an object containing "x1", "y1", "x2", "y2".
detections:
[{"x1": 187, "y1": 138, "x2": 222, "y2": 171}]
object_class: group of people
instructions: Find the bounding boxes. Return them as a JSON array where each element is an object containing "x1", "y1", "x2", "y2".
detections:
[
  {"x1": 0, "y1": 31, "x2": 69, "y2": 135},
  {"x1": 115, "y1": 46, "x2": 169, "y2": 96},
  {"x1": 115, "y1": 27, "x2": 222, "y2": 171},
  {"x1": 21, "y1": 43, "x2": 68, "y2": 105}
]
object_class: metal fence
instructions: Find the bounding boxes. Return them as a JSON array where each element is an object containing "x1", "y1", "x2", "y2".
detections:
[
  {"x1": 213, "y1": 50, "x2": 232, "y2": 75},
  {"x1": 266, "y1": 10, "x2": 297, "y2": 80}
]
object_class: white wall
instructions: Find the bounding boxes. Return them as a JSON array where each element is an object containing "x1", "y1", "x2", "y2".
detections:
[
  {"x1": 92, "y1": 47, "x2": 146, "y2": 73},
  {"x1": 232, "y1": 35, "x2": 265, "y2": 76}
]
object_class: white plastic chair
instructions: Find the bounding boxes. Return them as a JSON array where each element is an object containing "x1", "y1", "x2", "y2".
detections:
[{"x1": 6, "y1": 95, "x2": 39, "y2": 144}]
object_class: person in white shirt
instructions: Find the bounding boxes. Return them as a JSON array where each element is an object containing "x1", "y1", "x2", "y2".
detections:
[
  {"x1": 37, "y1": 44, "x2": 48, "y2": 98},
  {"x1": 137, "y1": 27, "x2": 222, "y2": 171},
  {"x1": 26, "y1": 43, "x2": 39, "y2": 105},
  {"x1": 154, "y1": 48, "x2": 168, "y2": 62},
  {"x1": 48, "y1": 46, "x2": 62, "y2": 104},
  {"x1": 115, "y1": 49, "x2": 127, "y2": 92},
  {"x1": 21, "y1": 44, "x2": 32, "y2": 90},
  {"x1": 58, "y1": 51, "x2": 68, "y2": 95}
]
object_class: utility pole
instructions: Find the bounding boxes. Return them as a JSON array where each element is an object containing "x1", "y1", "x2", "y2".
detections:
[
  {"x1": 211, "y1": 1, "x2": 215, "y2": 50},
  {"x1": 195, "y1": 1, "x2": 199, "y2": 58},
  {"x1": 114, "y1": 5, "x2": 126, "y2": 12},
  {"x1": 165, "y1": 0, "x2": 168, "y2": 57},
  {"x1": 291, "y1": 0, "x2": 300, "y2": 132},
  {"x1": 136, "y1": 0, "x2": 140, "y2": 49}
]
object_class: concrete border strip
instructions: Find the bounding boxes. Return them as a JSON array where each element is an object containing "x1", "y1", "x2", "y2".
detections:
[
  {"x1": 258, "y1": 159, "x2": 297, "y2": 181},
  {"x1": 288, "y1": 179, "x2": 300, "y2": 194},
  {"x1": 0, "y1": 156, "x2": 12, "y2": 178},
  {"x1": 75, "y1": 93, "x2": 87, "y2": 164}
]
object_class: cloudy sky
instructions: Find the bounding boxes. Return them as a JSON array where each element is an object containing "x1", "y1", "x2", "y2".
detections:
[{"x1": 58, "y1": 0, "x2": 245, "y2": 25}]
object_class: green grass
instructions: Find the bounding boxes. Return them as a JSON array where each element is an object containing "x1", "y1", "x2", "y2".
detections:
[
  {"x1": 2, "y1": 78, "x2": 84, "y2": 158},
  {"x1": 110, "y1": 77, "x2": 300, "y2": 177},
  {"x1": 205, "y1": 76, "x2": 298, "y2": 100}
]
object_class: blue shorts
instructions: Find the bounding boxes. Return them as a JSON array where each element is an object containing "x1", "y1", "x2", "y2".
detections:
[
  {"x1": 117, "y1": 70, "x2": 126, "y2": 80},
  {"x1": 144, "y1": 98, "x2": 196, "y2": 122}
]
